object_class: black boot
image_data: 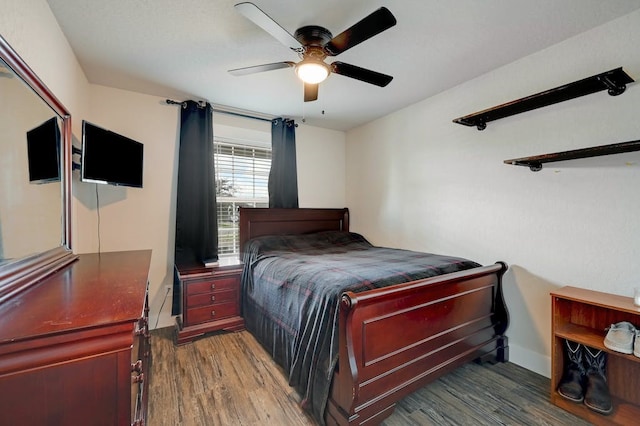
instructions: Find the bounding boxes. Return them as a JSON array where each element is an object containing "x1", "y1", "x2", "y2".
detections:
[
  {"x1": 583, "y1": 346, "x2": 613, "y2": 415},
  {"x1": 557, "y1": 340, "x2": 585, "y2": 402}
]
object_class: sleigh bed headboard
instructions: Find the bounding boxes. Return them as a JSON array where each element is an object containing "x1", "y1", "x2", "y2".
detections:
[{"x1": 238, "y1": 207, "x2": 350, "y2": 258}]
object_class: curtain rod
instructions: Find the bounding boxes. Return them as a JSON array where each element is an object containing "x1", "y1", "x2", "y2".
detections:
[{"x1": 165, "y1": 99, "x2": 275, "y2": 123}]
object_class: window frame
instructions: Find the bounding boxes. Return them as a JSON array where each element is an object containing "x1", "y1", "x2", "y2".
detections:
[{"x1": 214, "y1": 135, "x2": 271, "y2": 259}]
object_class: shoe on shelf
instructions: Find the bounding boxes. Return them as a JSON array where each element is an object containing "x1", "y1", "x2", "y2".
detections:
[
  {"x1": 603, "y1": 321, "x2": 636, "y2": 354},
  {"x1": 557, "y1": 340, "x2": 586, "y2": 403},
  {"x1": 583, "y1": 345, "x2": 613, "y2": 415}
]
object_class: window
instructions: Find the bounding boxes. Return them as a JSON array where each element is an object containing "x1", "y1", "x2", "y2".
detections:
[{"x1": 214, "y1": 136, "x2": 271, "y2": 257}]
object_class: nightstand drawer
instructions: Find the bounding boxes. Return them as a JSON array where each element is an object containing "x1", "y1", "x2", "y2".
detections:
[
  {"x1": 186, "y1": 276, "x2": 239, "y2": 296},
  {"x1": 187, "y1": 289, "x2": 237, "y2": 308},
  {"x1": 186, "y1": 301, "x2": 239, "y2": 325}
]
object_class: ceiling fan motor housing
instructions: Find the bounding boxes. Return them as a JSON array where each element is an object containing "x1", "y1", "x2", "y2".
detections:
[
  {"x1": 294, "y1": 25, "x2": 333, "y2": 47},
  {"x1": 294, "y1": 25, "x2": 332, "y2": 78}
]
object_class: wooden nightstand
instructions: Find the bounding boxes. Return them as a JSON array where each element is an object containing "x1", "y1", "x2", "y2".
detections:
[{"x1": 175, "y1": 258, "x2": 244, "y2": 345}]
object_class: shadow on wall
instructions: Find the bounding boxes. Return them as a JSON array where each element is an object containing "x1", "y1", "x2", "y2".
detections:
[
  {"x1": 504, "y1": 265, "x2": 567, "y2": 360},
  {"x1": 149, "y1": 110, "x2": 181, "y2": 330}
]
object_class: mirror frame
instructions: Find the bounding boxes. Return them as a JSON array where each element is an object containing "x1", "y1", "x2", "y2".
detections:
[{"x1": 0, "y1": 35, "x2": 76, "y2": 303}]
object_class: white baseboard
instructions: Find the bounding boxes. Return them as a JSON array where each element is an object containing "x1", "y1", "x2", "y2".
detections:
[{"x1": 508, "y1": 342, "x2": 551, "y2": 378}]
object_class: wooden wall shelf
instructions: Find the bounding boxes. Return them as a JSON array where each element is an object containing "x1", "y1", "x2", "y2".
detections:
[
  {"x1": 504, "y1": 139, "x2": 640, "y2": 172},
  {"x1": 453, "y1": 68, "x2": 634, "y2": 130}
]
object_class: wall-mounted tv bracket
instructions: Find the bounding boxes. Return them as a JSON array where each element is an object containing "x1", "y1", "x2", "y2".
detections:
[
  {"x1": 452, "y1": 67, "x2": 634, "y2": 131},
  {"x1": 72, "y1": 145, "x2": 81, "y2": 171}
]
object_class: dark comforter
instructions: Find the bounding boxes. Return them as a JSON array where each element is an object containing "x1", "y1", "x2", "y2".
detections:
[{"x1": 241, "y1": 231, "x2": 480, "y2": 424}]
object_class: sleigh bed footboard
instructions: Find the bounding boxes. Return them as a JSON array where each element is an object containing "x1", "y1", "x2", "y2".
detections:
[{"x1": 326, "y1": 262, "x2": 509, "y2": 425}]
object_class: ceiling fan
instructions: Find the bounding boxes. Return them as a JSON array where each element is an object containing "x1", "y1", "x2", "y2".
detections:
[{"x1": 229, "y1": 2, "x2": 397, "y2": 102}]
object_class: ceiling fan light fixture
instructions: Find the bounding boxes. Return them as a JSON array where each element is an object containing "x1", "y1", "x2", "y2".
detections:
[{"x1": 295, "y1": 60, "x2": 330, "y2": 84}]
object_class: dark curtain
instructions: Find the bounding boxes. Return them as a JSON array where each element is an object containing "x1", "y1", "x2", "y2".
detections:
[
  {"x1": 172, "y1": 100, "x2": 218, "y2": 315},
  {"x1": 269, "y1": 118, "x2": 299, "y2": 208}
]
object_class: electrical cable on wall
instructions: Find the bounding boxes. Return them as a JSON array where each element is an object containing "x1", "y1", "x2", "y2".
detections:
[
  {"x1": 95, "y1": 184, "x2": 101, "y2": 255},
  {"x1": 154, "y1": 286, "x2": 172, "y2": 329}
]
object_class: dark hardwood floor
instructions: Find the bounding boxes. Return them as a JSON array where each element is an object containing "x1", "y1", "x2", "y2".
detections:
[{"x1": 148, "y1": 327, "x2": 591, "y2": 425}]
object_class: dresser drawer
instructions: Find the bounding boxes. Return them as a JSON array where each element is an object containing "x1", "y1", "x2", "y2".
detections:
[
  {"x1": 187, "y1": 289, "x2": 237, "y2": 308},
  {"x1": 186, "y1": 301, "x2": 239, "y2": 325},
  {"x1": 186, "y1": 276, "x2": 239, "y2": 296}
]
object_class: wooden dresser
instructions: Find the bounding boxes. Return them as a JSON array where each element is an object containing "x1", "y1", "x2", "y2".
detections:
[
  {"x1": 175, "y1": 258, "x2": 244, "y2": 345},
  {"x1": 0, "y1": 250, "x2": 152, "y2": 426}
]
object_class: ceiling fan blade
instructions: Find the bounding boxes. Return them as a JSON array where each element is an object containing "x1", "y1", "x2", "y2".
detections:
[
  {"x1": 324, "y1": 7, "x2": 396, "y2": 56},
  {"x1": 235, "y1": 2, "x2": 303, "y2": 51},
  {"x1": 331, "y1": 62, "x2": 393, "y2": 87},
  {"x1": 229, "y1": 61, "x2": 295, "y2": 76},
  {"x1": 304, "y1": 83, "x2": 319, "y2": 102}
]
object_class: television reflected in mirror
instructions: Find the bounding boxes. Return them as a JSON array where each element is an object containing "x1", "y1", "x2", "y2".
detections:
[
  {"x1": 27, "y1": 116, "x2": 61, "y2": 184},
  {"x1": 0, "y1": 34, "x2": 75, "y2": 302}
]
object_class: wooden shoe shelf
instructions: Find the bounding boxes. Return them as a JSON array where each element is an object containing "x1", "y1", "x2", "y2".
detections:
[{"x1": 551, "y1": 286, "x2": 640, "y2": 425}]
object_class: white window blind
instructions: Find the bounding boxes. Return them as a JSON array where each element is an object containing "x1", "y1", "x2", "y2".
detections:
[{"x1": 214, "y1": 138, "x2": 271, "y2": 257}]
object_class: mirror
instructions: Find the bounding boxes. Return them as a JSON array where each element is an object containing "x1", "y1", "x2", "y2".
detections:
[{"x1": 0, "y1": 35, "x2": 75, "y2": 302}]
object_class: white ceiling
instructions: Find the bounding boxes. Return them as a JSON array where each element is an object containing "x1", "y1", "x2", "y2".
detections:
[{"x1": 47, "y1": 0, "x2": 640, "y2": 131}]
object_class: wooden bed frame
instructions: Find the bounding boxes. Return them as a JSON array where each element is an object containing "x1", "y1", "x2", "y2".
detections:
[{"x1": 239, "y1": 207, "x2": 509, "y2": 425}]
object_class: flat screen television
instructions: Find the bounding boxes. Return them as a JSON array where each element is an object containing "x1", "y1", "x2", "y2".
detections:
[
  {"x1": 81, "y1": 120, "x2": 144, "y2": 188},
  {"x1": 26, "y1": 116, "x2": 60, "y2": 184}
]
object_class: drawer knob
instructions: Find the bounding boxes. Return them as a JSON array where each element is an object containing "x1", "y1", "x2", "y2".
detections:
[
  {"x1": 211, "y1": 310, "x2": 216, "y2": 317},
  {"x1": 131, "y1": 360, "x2": 143, "y2": 373},
  {"x1": 132, "y1": 373, "x2": 144, "y2": 384},
  {"x1": 211, "y1": 283, "x2": 216, "y2": 290},
  {"x1": 211, "y1": 295, "x2": 216, "y2": 302}
]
